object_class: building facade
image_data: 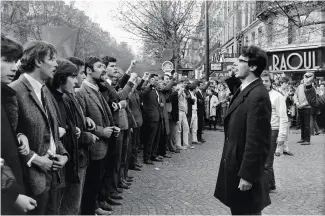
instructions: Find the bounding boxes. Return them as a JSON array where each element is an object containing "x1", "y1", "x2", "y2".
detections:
[{"x1": 185, "y1": 0, "x2": 325, "y2": 80}]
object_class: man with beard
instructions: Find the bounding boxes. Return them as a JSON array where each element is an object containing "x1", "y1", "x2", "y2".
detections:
[
  {"x1": 7, "y1": 41, "x2": 69, "y2": 214},
  {"x1": 77, "y1": 57, "x2": 116, "y2": 215},
  {"x1": 214, "y1": 46, "x2": 271, "y2": 215}
]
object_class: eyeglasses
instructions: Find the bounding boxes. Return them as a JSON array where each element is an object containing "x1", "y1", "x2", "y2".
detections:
[{"x1": 238, "y1": 59, "x2": 248, "y2": 63}]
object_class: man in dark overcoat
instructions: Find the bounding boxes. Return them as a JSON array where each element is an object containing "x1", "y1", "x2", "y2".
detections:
[{"x1": 214, "y1": 45, "x2": 272, "y2": 215}]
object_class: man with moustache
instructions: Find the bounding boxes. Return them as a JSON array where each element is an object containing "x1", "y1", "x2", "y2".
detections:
[
  {"x1": 7, "y1": 41, "x2": 69, "y2": 214},
  {"x1": 76, "y1": 57, "x2": 116, "y2": 215},
  {"x1": 214, "y1": 46, "x2": 271, "y2": 215}
]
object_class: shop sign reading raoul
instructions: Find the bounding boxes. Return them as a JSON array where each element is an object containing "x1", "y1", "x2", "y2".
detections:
[{"x1": 268, "y1": 49, "x2": 320, "y2": 72}]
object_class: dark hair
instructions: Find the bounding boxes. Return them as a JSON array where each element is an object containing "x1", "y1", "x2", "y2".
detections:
[
  {"x1": 149, "y1": 73, "x2": 158, "y2": 80},
  {"x1": 1, "y1": 33, "x2": 23, "y2": 62},
  {"x1": 279, "y1": 76, "x2": 290, "y2": 85},
  {"x1": 84, "y1": 56, "x2": 101, "y2": 72},
  {"x1": 241, "y1": 45, "x2": 268, "y2": 77},
  {"x1": 101, "y1": 56, "x2": 116, "y2": 67},
  {"x1": 52, "y1": 59, "x2": 78, "y2": 89},
  {"x1": 66, "y1": 56, "x2": 85, "y2": 75},
  {"x1": 20, "y1": 40, "x2": 57, "y2": 73},
  {"x1": 66, "y1": 56, "x2": 84, "y2": 68}
]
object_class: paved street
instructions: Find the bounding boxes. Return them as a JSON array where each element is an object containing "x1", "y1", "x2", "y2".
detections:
[{"x1": 113, "y1": 129, "x2": 325, "y2": 215}]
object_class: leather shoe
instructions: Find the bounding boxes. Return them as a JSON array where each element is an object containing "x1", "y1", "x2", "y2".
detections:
[
  {"x1": 283, "y1": 151, "x2": 294, "y2": 156},
  {"x1": 297, "y1": 140, "x2": 305, "y2": 143},
  {"x1": 125, "y1": 178, "x2": 134, "y2": 182},
  {"x1": 99, "y1": 201, "x2": 113, "y2": 211},
  {"x1": 275, "y1": 152, "x2": 281, "y2": 157},
  {"x1": 118, "y1": 183, "x2": 130, "y2": 189},
  {"x1": 144, "y1": 160, "x2": 154, "y2": 165},
  {"x1": 111, "y1": 194, "x2": 123, "y2": 200},
  {"x1": 301, "y1": 141, "x2": 310, "y2": 145},
  {"x1": 157, "y1": 155, "x2": 164, "y2": 160},
  {"x1": 163, "y1": 154, "x2": 172, "y2": 158},
  {"x1": 151, "y1": 157, "x2": 163, "y2": 162},
  {"x1": 106, "y1": 198, "x2": 122, "y2": 206},
  {"x1": 122, "y1": 180, "x2": 132, "y2": 186},
  {"x1": 199, "y1": 139, "x2": 206, "y2": 143},
  {"x1": 126, "y1": 175, "x2": 134, "y2": 179},
  {"x1": 95, "y1": 207, "x2": 112, "y2": 215},
  {"x1": 117, "y1": 188, "x2": 123, "y2": 193},
  {"x1": 135, "y1": 163, "x2": 143, "y2": 168},
  {"x1": 130, "y1": 166, "x2": 141, "y2": 171}
]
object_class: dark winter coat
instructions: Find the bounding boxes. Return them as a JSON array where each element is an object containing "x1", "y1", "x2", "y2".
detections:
[{"x1": 214, "y1": 77, "x2": 272, "y2": 212}]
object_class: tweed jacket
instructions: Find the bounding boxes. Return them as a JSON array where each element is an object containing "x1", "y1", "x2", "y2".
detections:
[
  {"x1": 76, "y1": 83, "x2": 114, "y2": 160},
  {"x1": 7, "y1": 75, "x2": 68, "y2": 196}
]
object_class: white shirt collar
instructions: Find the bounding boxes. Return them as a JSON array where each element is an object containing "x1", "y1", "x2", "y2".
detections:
[
  {"x1": 84, "y1": 80, "x2": 99, "y2": 92},
  {"x1": 24, "y1": 73, "x2": 43, "y2": 94},
  {"x1": 240, "y1": 78, "x2": 258, "y2": 91}
]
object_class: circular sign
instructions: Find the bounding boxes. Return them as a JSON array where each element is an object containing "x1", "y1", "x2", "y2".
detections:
[
  {"x1": 162, "y1": 61, "x2": 174, "y2": 73},
  {"x1": 162, "y1": 49, "x2": 173, "y2": 61}
]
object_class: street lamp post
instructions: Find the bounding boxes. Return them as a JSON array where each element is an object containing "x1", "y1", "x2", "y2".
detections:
[{"x1": 205, "y1": 0, "x2": 210, "y2": 81}]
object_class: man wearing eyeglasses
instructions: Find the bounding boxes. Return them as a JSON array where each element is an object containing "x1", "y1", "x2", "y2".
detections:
[{"x1": 214, "y1": 46, "x2": 272, "y2": 215}]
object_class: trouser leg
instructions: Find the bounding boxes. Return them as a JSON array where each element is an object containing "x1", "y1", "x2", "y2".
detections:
[{"x1": 264, "y1": 130, "x2": 279, "y2": 190}]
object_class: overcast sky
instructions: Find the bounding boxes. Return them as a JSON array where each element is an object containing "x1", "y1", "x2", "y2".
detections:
[{"x1": 68, "y1": 0, "x2": 143, "y2": 54}]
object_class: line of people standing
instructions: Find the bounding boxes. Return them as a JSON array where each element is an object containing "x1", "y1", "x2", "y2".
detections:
[{"x1": 1, "y1": 34, "x2": 212, "y2": 215}]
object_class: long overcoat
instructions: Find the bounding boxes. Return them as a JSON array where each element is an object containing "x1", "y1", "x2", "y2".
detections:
[{"x1": 214, "y1": 77, "x2": 272, "y2": 212}]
